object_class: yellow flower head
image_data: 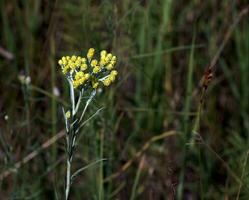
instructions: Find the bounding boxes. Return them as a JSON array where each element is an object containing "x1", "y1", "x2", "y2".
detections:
[
  {"x1": 92, "y1": 82, "x2": 99, "y2": 89},
  {"x1": 106, "y1": 64, "x2": 114, "y2": 70},
  {"x1": 84, "y1": 73, "x2": 90, "y2": 80},
  {"x1": 73, "y1": 80, "x2": 79, "y2": 88},
  {"x1": 75, "y1": 60, "x2": 81, "y2": 66},
  {"x1": 58, "y1": 59, "x2": 63, "y2": 65},
  {"x1": 81, "y1": 63, "x2": 88, "y2": 71},
  {"x1": 93, "y1": 66, "x2": 101, "y2": 74},
  {"x1": 109, "y1": 74, "x2": 115, "y2": 82},
  {"x1": 91, "y1": 59, "x2": 98, "y2": 67},
  {"x1": 71, "y1": 55, "x2": 77, "y2": 61},
  {"x1": 111, "y1": 70, "x2": 118, "y2": 76},
  {"x1": 103, "y1": 78, "x2": 111, "y2": 86},
  {"x1": 87, "y1": 48, "x2": 95, "y2": 60},
  {"x1": 65, "y1": 111, "x2": 71, "y2": 118},
  {"x1": 100, "y1": 50, "x2": 107, "y2": 57},
  {"x1": 58, "y1": 48, "x2": 118, "y2": 90},
  {"x1": 75, "y1": 71, "x2": 84, "y2": 80},
  {"x1": 81, "y1": 57, "x2": 86, "y2": 63}
]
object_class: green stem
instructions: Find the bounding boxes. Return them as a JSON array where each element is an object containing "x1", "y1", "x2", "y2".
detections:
[{"x1": 130, "y1": 160, "x2": 142, "y2": 200}]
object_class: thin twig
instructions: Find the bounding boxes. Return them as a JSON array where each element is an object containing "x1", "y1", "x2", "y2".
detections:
[
  {"x1": 31, "y1": 84, "x2": 68, "y2": 106},
  {"x1": 78, "y1": 107, "x2": 105, "y2": 132},
  {"x1": 209, "y1": 6, "x2": 249, "y2": 71},
  {"x1": 193, "y1": 134, "x2": 243, "y2": 185},
  {"x1": 200, "y1": 6, "x2": 248, "y2": 97},
  {"x1": 0, "y1": 46, "x2": 14, "y2": 60},
  {"x1": 0, "y1": 130, "x2": 65, "y2": 180},
  {"x1": 71, "y1": 158, "x2": 108, "y2": 181},
  {"x1": 236, "y1": 150, "x2": 249, "y2": 200},
  {"x1": 104, "y1": 130, "x2": 177, "y2": 183},
  {"x1": 79, "y1": 90, "x2": 96, "y2": 122}
]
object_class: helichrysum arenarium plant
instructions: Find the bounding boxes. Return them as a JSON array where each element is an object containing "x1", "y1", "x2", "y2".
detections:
[{"x1": 58, "y1": 48, "x2": 118, "y2": 199}]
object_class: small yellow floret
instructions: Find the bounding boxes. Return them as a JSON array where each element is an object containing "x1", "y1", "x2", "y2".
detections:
[
  {"x1": 87, "y1": 48, "x2": 95, "y2": 60},
  {"x1": 100, "y1": 59, "x2": 107, "y2": 66},
  {"x1": 106, "y1": 53, "x2": 112, "y2": 62},
  {"x1": 111, "y1": 70, "x2": 118, "y2": 76},
  {"x1": 91, "y1": 59, "x2": 98, "y2": 67},
  {"x1": 81, "y1": 63, "x2": 88, "y2": 71},
  {"x1": 65, "y1": 111, "x2": 71, "y2": 118},
  {"x1": 62, "y1": 66, "x2": 70, "y2": 74},
  {"x1": 75, "y1": 60, "x2": 81, "y2": 66},
  {"x1": 62, "y1": 60, "x2": 67, "y2": 65},
  {"x1": 105, "y1": 57, "x2": 110, "y2": 63},
  {"x1": 93, "y1": 66, "x2": 101, "y2": 73},
  {"x1": 103, "y1": 78, "x2": 111, "y2": 86},
  {"x1": 92, "y1": 82, "x2": 99, "y2": 89},
  {"x1": 73, "y1": 80, "x2": 79, "y2": 88},
  {"x1": 75, "y1": 71, "x2": 84, "y2": 80},
  {"x1": 84, "y1": 73, "x2": 90, "y2": 80},
  {"x1": 72, "y1": 55, "x2": 76, "y2": 61},
  {"x1": 110, "y1": 60, "x2": 116, "y2": 65},
  {"x1": 107, "y1": 53, "x2": 112, "y2": 58},
  {"x1": 106, "y1": 64, "x2": 114, "y2": 70},
  {"x1": 70, "y1": 62, "x2": 76, "y2": 70},
  {"x1": 109, "y1": 74, "x2": 116, "y2": 82},
  {"x1": 58, "y1": 60, "x2": 63, "y2": 65},
  {"x1": 100, "y1": 50, "x2": 107, "y2": 57},
  {"x1": 78, "y1": 77, "x2": 85, "y2": 85}
]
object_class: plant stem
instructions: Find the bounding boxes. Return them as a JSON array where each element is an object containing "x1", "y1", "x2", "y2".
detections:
[
  {"x1": 69, "y1": 78, "x2": 75, "y2": 117},
  {"x1": 64, "y1": 84, "x2": 96, "y2": 199},
  {"x1": 65, "y1": 80, "x2": 75, "y2": 200},
  {"x1": 65, "y1": 159, "x2": 71, "y2": 200},
  {"x1": 65, "y1": 123, "x2": 72, "y2": 200}
]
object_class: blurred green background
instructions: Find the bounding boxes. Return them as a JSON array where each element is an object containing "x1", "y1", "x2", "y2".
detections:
[{"x1": 0, "y1": 0, "x2": 248, "y2": 199}]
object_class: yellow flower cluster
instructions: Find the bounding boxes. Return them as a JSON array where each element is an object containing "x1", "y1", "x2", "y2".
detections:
[
  {"x1": 58, "y1": 56, "x2": 88, "y2": 75},
  {"x1": 58, "y1": 48, "x2": 118, "y2": 89},
  {"x1": 99, "y1": 50, "x2": 117, "y2": 70},
  {"x1": 103, "y1": 70, "x2": 118, "y2": 86},
  {"x1": 73, "y1": 71, "x2": 90, "y2": 88}
]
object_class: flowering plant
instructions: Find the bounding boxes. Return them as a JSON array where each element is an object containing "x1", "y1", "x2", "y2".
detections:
[{"x1": 58, "y1": 48, "x2": 118, "y2": 199}]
